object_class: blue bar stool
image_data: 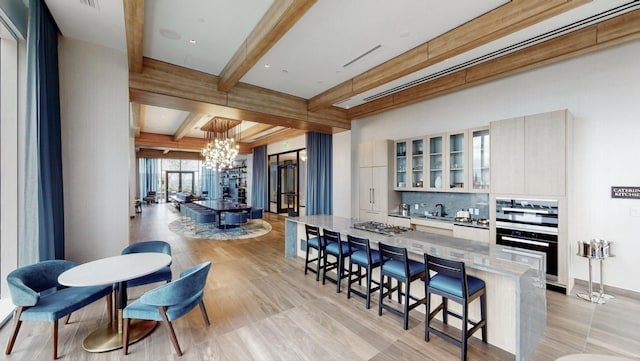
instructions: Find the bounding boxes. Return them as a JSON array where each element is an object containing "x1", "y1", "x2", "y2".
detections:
[
  {"x1": 424, "y1": 253, "x2": 487, "y2": 361},
  {"x1": 346, "y1": 235, "x2": 381, "y2": 309},
  {"x1": 322, "y1": 228, "x2": 354, "y2": 293},
  {"x1": 378, "y1": 243, "x2": 426, "y2": 330},
  {"x1": 304, "y1": 224, "x2": 325, "y2": 281}
]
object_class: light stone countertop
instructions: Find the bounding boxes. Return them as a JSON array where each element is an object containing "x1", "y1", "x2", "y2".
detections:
[{"x1": 287, "y1": 214, "x2": 544, "y2": 281}]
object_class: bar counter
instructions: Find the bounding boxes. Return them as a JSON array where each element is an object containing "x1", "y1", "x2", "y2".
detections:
[{"x1": 285, "y1": 215, "x2": 546, "y2": 361}]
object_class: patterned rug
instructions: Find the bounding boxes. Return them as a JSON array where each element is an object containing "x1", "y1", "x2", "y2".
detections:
[{"x1": 168, "y1": 218, "x2": 272, "y2": 240}]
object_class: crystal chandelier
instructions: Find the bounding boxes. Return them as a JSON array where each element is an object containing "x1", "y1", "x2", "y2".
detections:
[{"x1": 201, "y1": 117, "x2": 240, "y2": 171}]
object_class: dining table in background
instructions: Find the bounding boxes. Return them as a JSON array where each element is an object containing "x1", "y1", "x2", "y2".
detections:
[{"x1": 58, "y1": 252, "x2": 172, "y2": 352}]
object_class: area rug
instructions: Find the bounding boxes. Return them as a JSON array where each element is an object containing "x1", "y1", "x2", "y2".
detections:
[{"x1": 168, "y1": 219, "x2": 272, "y2": 240}]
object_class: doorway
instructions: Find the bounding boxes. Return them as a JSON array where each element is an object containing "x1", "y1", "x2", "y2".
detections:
[
  {"x1": 269, "y1": 149, "x2": 305, "y2": 215},
  {"x1": 165, "y1": 171, "x2": 194, "y2": 202}
]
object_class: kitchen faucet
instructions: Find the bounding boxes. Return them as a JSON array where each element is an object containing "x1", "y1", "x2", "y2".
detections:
[{"x1": 435, "y1": 203, "x2": 446, "y2": 217}]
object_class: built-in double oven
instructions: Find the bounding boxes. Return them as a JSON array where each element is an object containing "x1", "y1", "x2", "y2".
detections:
[{"x1": 495, "y1": 197, "x2": 559, "y2": 280}]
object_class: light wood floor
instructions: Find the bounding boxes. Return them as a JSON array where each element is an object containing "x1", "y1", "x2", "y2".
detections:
[{"x1": 1, "y1": 204, "x2": 639, "y2": 361}]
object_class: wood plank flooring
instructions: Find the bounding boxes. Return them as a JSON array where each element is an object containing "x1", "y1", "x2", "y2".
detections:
[{"x1": 1, "y1": 203, "x2": 639, "y2": 360}]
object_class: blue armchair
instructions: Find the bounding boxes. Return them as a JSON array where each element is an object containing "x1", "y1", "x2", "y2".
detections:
[
  {"x1": 122, "y1": 261, "x2": 212, "y2": 356},
  {"x1": 4, "y1": 260, "x2": 113, "y2": 359}
]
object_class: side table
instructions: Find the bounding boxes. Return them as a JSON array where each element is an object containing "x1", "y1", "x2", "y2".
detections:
[{"x1": 576, "y1": 239, "x2": 614, "y2": 304}]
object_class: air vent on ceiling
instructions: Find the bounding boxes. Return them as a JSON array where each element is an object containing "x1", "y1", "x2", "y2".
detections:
[
  {"x1": 343, "y1": 45, "x2": 382, "y2": 68},
  {"x1": 79, "y1": 0, "x2": 100, "y2": 9},
  {"x1": 363, "y1": 1, "x2": 639, "y2": 103}
]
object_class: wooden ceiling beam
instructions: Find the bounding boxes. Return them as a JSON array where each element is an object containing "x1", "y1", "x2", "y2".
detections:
[
  {"x1": 347, "y1": 9, "x2": 640, "y2": 119},
  {"x1": 136, "y1": 149, "x2": 201, "y2": 160},
  {"x1": 123, "y1": 0, "x2": 144, "y2": 73},
  {"x1": 130, "y1": 102, "x2": 141, "y2": 136},
  {"x1": 308, "y1": 0, "x2": 589, "y2": 112},
  {"x1": 241, "y1": 123, "x2": 277, "y2": 140},
  {"x1": 246, "y1": 128, "x2": 307, "y2": 148},
  {"x1": 129, "y1": 58, "x2": 348, "y2": 132},
  {"x1": 173, "y1": 112, "x2": 206, "y2": 141},
  {"x1": 218, "y1": 0, "x2": 316, "y2": 92},
  {"x1": 136, "y1": 132, "x2": 206, "y2": 151}
]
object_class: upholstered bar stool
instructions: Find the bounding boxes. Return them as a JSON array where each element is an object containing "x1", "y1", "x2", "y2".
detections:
[
  {"x1": 322, "y1": 228, "x2": 354, "y2": 293},
  {"x1": 378, "y1": 243, "x2": 426, "y2": 330},
  {"x1": 424, "y1": 253, "x2": 487, "y2": 361},
  {"x1": 304, "y1": 224, "x2": 325, "y2": 281},
  {"x1": 346, "y1": 235, "x2": 381, "y2": 309}
]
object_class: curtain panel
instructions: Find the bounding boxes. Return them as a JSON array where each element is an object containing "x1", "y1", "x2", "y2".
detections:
[
  {"x1": 20, "y1": 0, "x2": 64, "y2": 263},
  {"x1": 305, "y1": 133, "x2": 332, "y2": 215},
  {"x1": 139, "y1": 158, "x2": 159, "y2": 199},
  {"x1": 251, "y1": 145, "x2": 267, "y2": 210}
]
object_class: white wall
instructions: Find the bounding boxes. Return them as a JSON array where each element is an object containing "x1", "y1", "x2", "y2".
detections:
[
  {"x1": 332, "y1": 130, "x2": 351, "y2": 218},
  {"x1": 58, "y1": 37, "x2": 130, "y2": 263},
  {"x1": 349, "y1": 40, "x2": 640, "y2": 293}
]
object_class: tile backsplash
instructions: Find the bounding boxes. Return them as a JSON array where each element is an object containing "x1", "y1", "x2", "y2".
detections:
[{"x1": 400, "y1": 192, "x2": 489, "y2": 219}]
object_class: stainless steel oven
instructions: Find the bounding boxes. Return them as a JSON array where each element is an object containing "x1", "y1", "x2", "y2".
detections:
[{"x1": 495, "y1": 197, "x2": 559, "y2": 279}]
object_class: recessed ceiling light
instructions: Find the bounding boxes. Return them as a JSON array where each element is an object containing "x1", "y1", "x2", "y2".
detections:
[
  {"x1": 189, "y1": 39, "x2": 197, "y2": 44},
  {"x1": 264, "y1": 64, "x2": 271, "y2": 68}
]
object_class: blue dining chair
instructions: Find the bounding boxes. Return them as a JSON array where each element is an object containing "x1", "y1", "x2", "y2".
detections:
[
  {"x1": 121, "y1": 240, "x2": 172, "y2": 288},
  {"x1": 4, "y1": 260, "x2": 113, "y2": 360},
  {"x1": 122, "y1": 261, "x2": 212, "y2": 356}
]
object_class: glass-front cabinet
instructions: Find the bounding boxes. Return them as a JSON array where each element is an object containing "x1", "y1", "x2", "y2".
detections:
[
  {"x1": 427, "y1": 134, "x2": 444, "y2": 190},
  {"x1": 410, "y1": 138, "x2": 425, "y2": 189},
  {"x1": 394, "y1": 127, "x2": 489, "y2": 193},
  {"x1": 448, "y1": 131, "x2": 467, "y2": 191},
  {"x1": 471, "y1": 127, "x2": 490, "y2": 191},
  {"x1": 394, "y1": 141, "x2": 407, "y2": 189}
]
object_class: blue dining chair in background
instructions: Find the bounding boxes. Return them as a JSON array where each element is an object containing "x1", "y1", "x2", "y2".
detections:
[
  {"x1": 122, "y1": 261, "x2": 212, "y2": 356},
  {"x1": 121, "y1": 240, "x2": 173, "y2": 288},
  {"x1": 4, "y1": 260, "x2": 113, "y2": 359}
]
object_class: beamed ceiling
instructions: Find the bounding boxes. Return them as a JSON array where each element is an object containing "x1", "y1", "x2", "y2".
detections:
[{"x1": 44, "y1": 0, "x2": 640, "y2": 159}]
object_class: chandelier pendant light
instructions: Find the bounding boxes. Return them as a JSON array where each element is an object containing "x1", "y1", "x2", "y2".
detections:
[{"x1": 201, "y1": 117, "x2": 241, "y2": 171}]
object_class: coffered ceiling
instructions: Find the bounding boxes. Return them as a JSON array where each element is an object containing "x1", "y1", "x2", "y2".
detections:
[{"x1": 43, "y1": 0, "x2": 640, "y2": 158}]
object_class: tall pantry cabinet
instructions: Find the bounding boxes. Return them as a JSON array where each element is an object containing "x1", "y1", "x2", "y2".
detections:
[{"x1": 359, "y1": 140, "x2": 400, "y2": 223}]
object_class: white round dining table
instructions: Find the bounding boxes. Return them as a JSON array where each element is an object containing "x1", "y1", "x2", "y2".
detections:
[
  {"x1": 58, "y1": 253, "x2": 172, "y2": 287},
  {"x1": 58, "y1": 252, "x2": 172, "y2": 352}
]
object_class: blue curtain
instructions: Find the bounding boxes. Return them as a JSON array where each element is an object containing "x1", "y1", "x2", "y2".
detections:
[
  {"x1": 200, "y1": 166, "x2": 217, "y2": 199},
  {"x1": 139, "y1": 158, "x2": 159, "y2": 199},
  {"x1": 306, "y1": 133, "x2": 332, "y2": 215},
  {"x1": 251, "y1": 145, "x2": 267, "y2": 209},
  {"x1": 21, "y1": 0, "x2": 64, "y2": 262}
]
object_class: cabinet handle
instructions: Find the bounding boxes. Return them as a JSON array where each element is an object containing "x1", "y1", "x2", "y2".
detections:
[
  {"x1": 372, "y1": 188, "x2": 375, "y2": 204},
  {"x1": 369, "y1": 188, "x2": 373, "y2": 204}
]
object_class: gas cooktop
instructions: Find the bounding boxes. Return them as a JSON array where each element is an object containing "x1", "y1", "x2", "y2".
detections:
[{"x1": 352, "y1": 221, "x2": 412, "y2": 236}]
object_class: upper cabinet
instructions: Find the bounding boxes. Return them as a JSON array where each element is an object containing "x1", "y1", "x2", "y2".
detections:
[
  {"x1": 448, "y1": 130, "x2": 467, "y2": 191},
  {"x1": 470, "y1": 127, "x2": 490, "y2": 192},
  {"x1": 359, "y1": 141, "x2": 389, "y2": 168},
  {"x1": 491, "y1": 109, "x2": 569, "y2": 196},
  {"x1": 394, "y1": 137, "x2": 426, "y2": 190},
  {"x1": 394, "y1": 140, "x2": 408, "y2": 189},
  {"x1": 398, "y1": 129, "x2": 489, "y2": 194},
  {"x1": 427, "y1": 134, "x2": 445, "y2": 191}
]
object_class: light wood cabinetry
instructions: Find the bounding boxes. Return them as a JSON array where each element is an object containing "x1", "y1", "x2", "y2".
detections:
[
  {"x1": 447, "y1": 130, "x2": 468, "y2": 192},
  {"x1": 387, "y1": 215, "x2": 411, "y2": 228},
  {"x1": 410, "y1": 218, "x2": 453, "y2": 236},
  {"x1": 426, "y1": 134, "x2": 445, "y2": 191},
  {"x1": 490, "y1": 109, "x2": 568, "y2": 196},
  {"x1": 359, "y1": 140, "x2": 400, "y2": 222},
  {"x1": 453, "y1": 225, "x2": 489, "y2": 243}
]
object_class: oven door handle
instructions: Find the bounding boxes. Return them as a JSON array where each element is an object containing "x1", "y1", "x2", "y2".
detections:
[
  {"x1": 502, "y1": 207, "x2": 550, "y2": 214},
  {"x1": 502, "y1": 236, "x2": 549, "y2": 247}
]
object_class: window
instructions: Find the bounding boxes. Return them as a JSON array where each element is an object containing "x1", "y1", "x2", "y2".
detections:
[{"x1": 0, "y1": 18, "x2": 22, "y2": 326}]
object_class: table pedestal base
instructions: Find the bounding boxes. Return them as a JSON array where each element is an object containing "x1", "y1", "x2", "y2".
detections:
[{"x1": 82, "y1": 319, "x2": 157, "y2": 352}]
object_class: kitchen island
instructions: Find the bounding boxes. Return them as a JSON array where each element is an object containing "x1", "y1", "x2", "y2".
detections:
[{"x1": 285, "y1": 215, "x2": 545, "y2": 361}]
